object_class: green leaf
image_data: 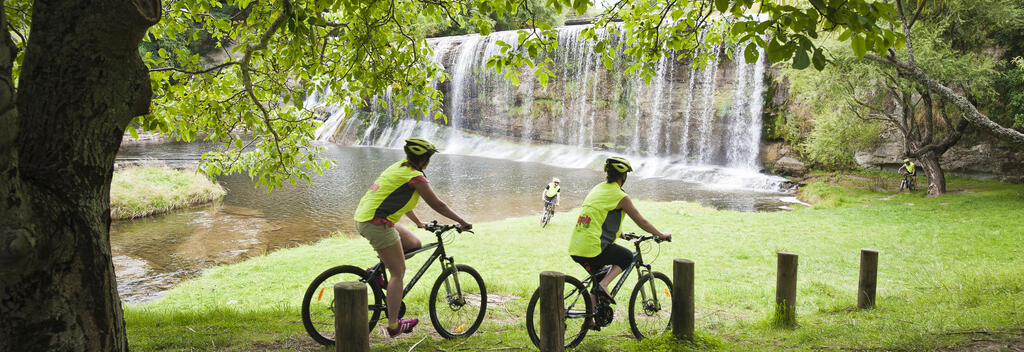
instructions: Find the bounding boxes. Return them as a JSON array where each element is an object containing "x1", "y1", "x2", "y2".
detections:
[
  {"x1": 536, "y1": 70, "x2": 549, "y2": 86},
  {"x1": 743, "y1": 42, "x2": 759, "y2": 63},
  {"x1": 837, "y1": 29, "x2": 852, "y2": 42},
  {"x1": 128, "y1": 126, "x2": 139, "y2": 139},
  {"x1": 792, "y1": 48, "x2": 810, "y2": 69},
  {"x1": 812, "y1": 48, "x2": 826, "y2": 71},
  {"x1": 715, "y1": 0, "x2": 729, "y2": 13},
  {"x1": 851, "y1": 33, "x2": 867, "y2": 58}
]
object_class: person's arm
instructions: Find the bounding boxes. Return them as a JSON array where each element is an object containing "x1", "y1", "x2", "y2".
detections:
[
  {"x1": 412, "y1": 181, "x2": 472, "y2": 230},
  {"x1": 618, "y1": 196, "x2": 670, "y2": 241},
  {"x1": 405, "y1": 209, "x2": 425, "y2": 228}
]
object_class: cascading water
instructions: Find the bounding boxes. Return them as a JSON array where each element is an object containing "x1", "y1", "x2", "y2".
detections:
[{"x1": 315, "y1": 25, "x2": 785, "y2": 191}]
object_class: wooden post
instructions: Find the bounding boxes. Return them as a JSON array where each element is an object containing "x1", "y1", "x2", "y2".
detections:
[
  {"x1": 539, "y1": 271, "x2": 565, "y2": 352},
  {"x1": 775, "y1": 252, "x2": 798, "y2": 327},
  {"x1": 335, "y1": 281, "x2": 369, "y2": 352},
  {"x1": 858, "y1": 249, "x2": 879, "y2": 309},
  {"x1": 672, "y1": 258, "x2": 695, "y2": 341}
]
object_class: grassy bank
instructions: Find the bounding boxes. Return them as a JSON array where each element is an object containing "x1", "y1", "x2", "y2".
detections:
[
  {"x1": 125, "y1": 173, "x2": 1024, "y2": 351},
  {"x1": 111, "y1": 166, "x2": 226, "y2": 220}
]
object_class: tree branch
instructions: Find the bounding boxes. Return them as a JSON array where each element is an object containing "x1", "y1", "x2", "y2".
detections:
[{"x1": 864, "y1": 52, "x2": 1024, "y2": 148}]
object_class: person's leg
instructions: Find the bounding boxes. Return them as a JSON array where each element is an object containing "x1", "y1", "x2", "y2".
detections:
[
  {"x1": 375, "y1": 241, "x2": 406, "y2": 327},
  {"x1": 596, "y1": 244, "x2": 633, "y2": 297},
  {"x1": 395, "y1": 225, "x2": 421, "y2": 252}
]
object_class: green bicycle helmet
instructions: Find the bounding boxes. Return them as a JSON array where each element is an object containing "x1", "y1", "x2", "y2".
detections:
[
  {"x1": 903, "y1": 158, "x2": 910, "y2": 163},
  {"x1": 404, "y1": 138, "x2": 438, "y2": 156},
  {"x1": 604, "y1": 156, "x2": 633, "y2": 173}
]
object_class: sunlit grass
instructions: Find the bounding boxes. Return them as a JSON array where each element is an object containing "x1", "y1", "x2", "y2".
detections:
[
  {"x1": 126, "y1": 175, "x2": 1024, "y2": 351},
  {"x1": 110, "y1": 166, "x2": 226, "y2": 219}
]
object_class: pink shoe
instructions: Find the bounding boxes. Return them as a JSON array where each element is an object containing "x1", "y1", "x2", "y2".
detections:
[{"x1": 386, "y1": 318, "x2": 419, "y2": 337}]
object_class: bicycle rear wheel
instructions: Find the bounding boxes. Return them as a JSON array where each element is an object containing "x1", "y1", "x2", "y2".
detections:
[
  {"x1": 429, "y1": 264, "x2": 487, "y2": 338},
  {"x1": 628, "y1": 271, "x2": 673, "y2": 340},
  {"x1": 526, "y1": 276, "x2": 592, "y2": 349},
  {"x1": 301, "y1": 265, "x2": 384, "y2": 345}
]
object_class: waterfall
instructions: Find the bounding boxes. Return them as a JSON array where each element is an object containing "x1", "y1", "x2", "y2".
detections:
[{"x1": 314, "y1": 25, "x2": 784, "y2": 191}]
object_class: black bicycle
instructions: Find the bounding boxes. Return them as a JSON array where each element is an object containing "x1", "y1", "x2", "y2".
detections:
[
  {"x1": 525, "y1": 233, "x2": 672, "y2": 348},
  {"x1": 899, "y1": 173, "x2": 916, "y2": 192},
  {"x1": 541, "y1": 200, "x2": 556, "y2": 228},
  {"x1": 301, "y1": 221, "x2": 487, "y2": 345}
]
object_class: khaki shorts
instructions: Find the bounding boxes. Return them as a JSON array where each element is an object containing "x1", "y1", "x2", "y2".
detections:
[{"x1": 356, "y1": 221, "x2": 399, "y2": 250}]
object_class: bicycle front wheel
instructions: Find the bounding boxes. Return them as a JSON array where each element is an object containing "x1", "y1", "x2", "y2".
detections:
[
  {"x1": 628, "y1": 271, "x2": 673, "y2": 340},
  {"x1": 525, "y1": 276, "x2": 592, "y2": 349},
  {"x1": 301, "y1": 265, "x2": 384, "y2": 346},
  {"x1": 429, "y1": 264, "x2": 487, "y2": 338}
]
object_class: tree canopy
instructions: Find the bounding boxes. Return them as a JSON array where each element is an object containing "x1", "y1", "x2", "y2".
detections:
[{"x1": 125, "y1": 0, "x2": 974, "y2": 187}]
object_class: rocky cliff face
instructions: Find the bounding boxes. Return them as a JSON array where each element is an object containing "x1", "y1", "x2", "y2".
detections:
[{"x1": 855, "y1": 137, "x2": 1024, "y2": 183}]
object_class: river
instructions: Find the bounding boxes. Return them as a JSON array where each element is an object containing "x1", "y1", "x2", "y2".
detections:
[{"x1": 112, "y1": 141, "x2": 795, "y2": 303}]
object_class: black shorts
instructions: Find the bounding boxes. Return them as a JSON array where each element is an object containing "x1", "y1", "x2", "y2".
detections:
[
  {"x1": 544, "y1": 195, "x2": 557, "y2": 204},
  {"x1": 571, "y1": 243, "x2": 632, "y2": 278}
]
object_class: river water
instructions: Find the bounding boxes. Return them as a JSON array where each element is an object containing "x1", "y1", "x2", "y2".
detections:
[{"x1": 112, "y1": 142, "x2": 794, "y2": 303}]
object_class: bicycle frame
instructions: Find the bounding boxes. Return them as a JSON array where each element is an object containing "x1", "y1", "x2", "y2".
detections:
[
  {"x1": 367, "y1": 231, "x2": 461, "y2": 298},
  {"x1": 566, "y1": 235, "x2": 660, "y2": 318}
]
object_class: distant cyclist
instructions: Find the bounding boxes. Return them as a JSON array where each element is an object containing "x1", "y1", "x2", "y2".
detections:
[
  {"x1": 542, "y1": 177, "x2": 561, "y2": 215},
  {"x1": 353, "y1": 138, "x2": 472, "y2": 337},
  {"x1": 568, "y1": 157, "x2": 670, "y2": 307},
  {"x1": 898, "y1": 158, "x2": 916, "y2": 189}
]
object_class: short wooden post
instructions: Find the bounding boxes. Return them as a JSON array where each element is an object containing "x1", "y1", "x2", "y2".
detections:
[
  {"x1": 858, "y1": 249, "x2": 879, "y2": 309},
  {"x1": 775, "y1": 252, "x2": 798, "y2": 327},
  {"x1": 335, "y1": 281, "x2": 369, "y2": 352},
  {"x1": 539, "y1": 271, "x2": 565, "y2": 352},
  {"x1": 672, "y1": 258, "x2": 695, "y2": 341}
]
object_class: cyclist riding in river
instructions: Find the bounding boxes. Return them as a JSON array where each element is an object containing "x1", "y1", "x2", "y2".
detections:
[
  {"x1": 542, "y1": 177, "x2": 561, "y2": 214},
  {"x1": 568, "y1": 156, "x2": 671, "y2": 306},
  {"x1": 353, "y1": 137, "x2": 472, "y2": 337}
]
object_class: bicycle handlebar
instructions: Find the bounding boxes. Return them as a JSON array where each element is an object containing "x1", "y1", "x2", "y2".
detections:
[
  {"x1": 423, "y1": 220, "x2": 473, "y2": 234},
  {"x1": 621, "y1": 232, "x2": 669, "y2": 243}
]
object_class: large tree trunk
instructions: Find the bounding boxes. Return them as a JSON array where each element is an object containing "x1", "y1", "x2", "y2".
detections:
[
  {"x1": 918, "y1": 152, "x2": 946, "y2": 197},
  {"x1": 0, "y1": 1, "x2": 160, "y2": 351}
]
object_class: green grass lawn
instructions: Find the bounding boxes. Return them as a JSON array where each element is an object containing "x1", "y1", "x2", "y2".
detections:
[
  {"x1": 111, "y1": 166, "x2": 226, "y2": 219},
  {"x1": 125, "y1": 173, "x2": 1024, "y2": 351}
]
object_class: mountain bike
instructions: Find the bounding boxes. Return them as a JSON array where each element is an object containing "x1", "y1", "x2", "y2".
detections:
[
  {"x1": 301, "y1": 221, "x2": 487, "y2": 345},
  {"x1": 899, "y1": 173, "x2": 916, "y2": 192},
  {"x1": 524, "y1": 233, "x2": 672, "y2": 348},
  {"x1": 541, "y1": 199, "x2": 556, "y2": 228}
]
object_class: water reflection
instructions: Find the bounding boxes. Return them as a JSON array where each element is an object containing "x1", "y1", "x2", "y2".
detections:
[{"x1": 112, "y1": 142, "x2": 789, "y2": 303}]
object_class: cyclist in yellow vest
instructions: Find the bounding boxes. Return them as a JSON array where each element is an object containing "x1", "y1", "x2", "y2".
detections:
[
  {"x1": 353, "y1": 138, "x2": 472, "y2": 337},
  {"x1": 568, "y1": 157, "x2": 670, "y2": 304},
  {"x1": 898, "y1": 158, "x2": 916, "y2": 189},
  {"x1": 541, "y1": 177, "x2": 561, "y2": 215}
]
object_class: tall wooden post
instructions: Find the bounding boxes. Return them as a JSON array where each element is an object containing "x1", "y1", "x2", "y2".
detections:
[
  {"x1": 335, "y1": 282, "x2": 369, "y2": 352},
  {"x1": 775, "y1": 252, "x2": 798, "y2": 327},
  {"x1": 539, "y1": 271, "x2": 566, "y2": 352},
  {"x1": 858, "y1": 249, "x2": 879, "y2": 309},
  {"x1": 672, "y1": 258, "x2": 695, "y2": 341}
]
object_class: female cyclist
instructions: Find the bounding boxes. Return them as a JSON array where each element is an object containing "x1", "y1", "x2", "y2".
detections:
[
  {"x1": 568, "y1": 156, "x2": 671, "y2": 305},
  {"x1": 353, "y1": 138, "x2": 472, "y2": 337}
]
